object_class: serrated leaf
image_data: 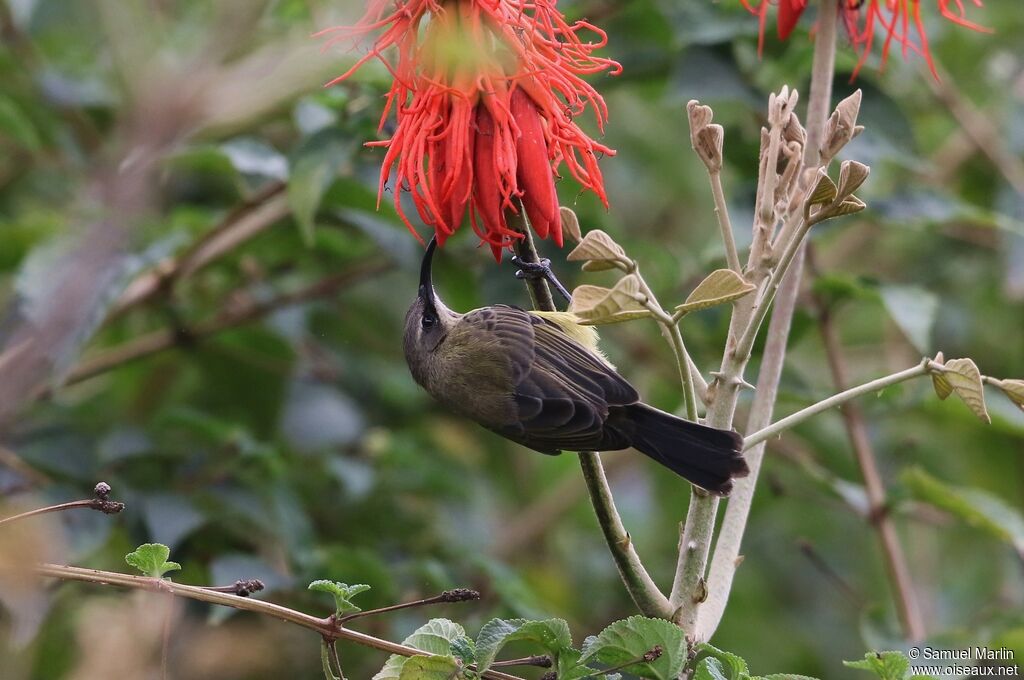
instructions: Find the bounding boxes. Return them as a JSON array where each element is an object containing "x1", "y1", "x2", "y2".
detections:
[
  {"x1": 843, "y1": 651, "x2": 909, "y2": 680},
  {"x1": 566, "y1": 229, "x2": 629, "y2": 269},
  {"x1": 374, "y1": 619, "x2": 467, "y2": 680},
  {"x1": 569, "y1": 275, "x2": 652, "y2": 325},
  {"x1": 578, "y1": 616, "x2": 686, "y2": 680},
  {"x1": 989, "y1": 378, "x2": 1024, "y2": 412},
  {"x1": 933, "y1": 357, "x2": 991, "y2": 423},
  {"x1": 475, "y1": 618, "x2": 572, "y2": 672},
  {"x1": 807, "y1": 171, "x2": 838, "y2": 206},
  {"x1": 124, "y1": 543, "x2": 181, "y2": 578},
  {"x1": 675, "y1": 269, "x2": 756, "y2": 315},
  {"x1": 903, "y1": 468, "x2": 1024, "y2": 558},
  {"x1": 691, "y1": 642, "x2": 749, "y2": 679},
  {"x1": 880, "y1": 285, "x2": 939, "y2": 354},
  {"x1": 308, "y1": 580, "x2": 371, "y2": 616},
  {"x1": 757, "y1": 675, "x2": 824, "y2": 679},
  {"x1": 693, "y1": 658, "x2": 730, "y2": 680},
  {"x1": 449, "y1": 637, "x2": 475, "y2": 666},
  {"x1": 397, "y1": 655, "x2": 462, "y2": 680}
]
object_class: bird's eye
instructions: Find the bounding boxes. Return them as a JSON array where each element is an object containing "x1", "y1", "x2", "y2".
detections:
[{"x1": 421, "y1": 314, "x2": 437, "y2": 331}]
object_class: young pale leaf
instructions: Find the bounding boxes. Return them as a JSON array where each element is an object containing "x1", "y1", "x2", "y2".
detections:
[
  {"x1": 308, "y1": 580, "x2": 371, "y2": 616},
  {"x1": 125, "y1": 543, "x2": 181, "y2": 578},
  {"x1": 807, "y1": 171, "x2": 838, "y2": 207},
  {"x1": 674, "y1": 269, "x2": 756, "y2": 315},
  {"x1": 843, "y1": 651, "x2": 910, "y2": 680},
  {"x1": 397, "y1": 655, "x2": 462, "y2": 680},
  {"x1": 560, "y1": 206, "x2": 582, "y2": 243},
  {"x1": 988, "y1": 378, "x2": 1024, "y2": 412},
  {"x1": 691, "y1": 643, "x2": 749, "y2": 679},
  {"x1": 567, "y1": 229, "x2": 629, "y2": 270},
  {"x1": 903, "y1": 468, "x2": 1024, "y2": 559},
  {"x1": 474, "y1": 618, "x2": 572, "y2": 672},
  {"x1": 830, "y1": 196, "x2": 867, "y2": 218},
  {"x1": 933, "y1": 358, "x2": 991, "y2": 423},
  {"x1": 837, "y1": 160, "x2": 870, "y2": 199},
  {"x1": 569, "y1": 275, "x2": 652, "y2": 325},
  {"x1": 579, "y1": 616, "x2": 686, "y2": 680},
  {"x1": 374, "y1": 619, "x2": 468, "y2": 680}
]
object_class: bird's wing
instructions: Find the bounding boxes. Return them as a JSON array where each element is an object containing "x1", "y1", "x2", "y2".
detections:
[{"x1": 461, "y1": 305, "x2": 638, "y2": 453}]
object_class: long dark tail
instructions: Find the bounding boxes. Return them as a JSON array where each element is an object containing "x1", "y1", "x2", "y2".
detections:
[{"x1": 619, "y1": 403, "x2": 749, "y2": 495}]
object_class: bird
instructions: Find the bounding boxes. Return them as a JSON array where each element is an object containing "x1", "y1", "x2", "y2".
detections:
[{"x1": 402, "y1": 237, "x2": 749, "y2": 495}]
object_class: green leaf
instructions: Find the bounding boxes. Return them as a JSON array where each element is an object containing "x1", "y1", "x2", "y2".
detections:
[
  {"x1": 124, "y1": 543, "x2": 181, "y2": 578},
  {"x1": 579, "y1": 615, "x2": 686, "y2": 680},
  {"x1": 691, "y1": 642, "x2": 749, "y2": 679},
  {"x1": 569, "y1": 275, "x2": 652, "y2": 325},
  {"x1": 0, "y1": 95, "x2": 42, "y2": 151},
  {"x1": 843, "y1": 651, "x2": 909, "y2": 680},
  {"x1": 288, "y1": 129, "x2": 354, "y2": 245},
  {"x1": 474, "y1": 618, "x2": 572, "y2": 672},
  {"x1": 449, "y1": 637, "x2": 475, "y2": 666},
  {"x1": 674, "y1": 269, "x2": 756, "y2": 315},
  {"x1": 880, "y1": 285, "x2": 938, "y2": 354},
  {"x1": 693, "y1": 657, "x2": 730, "y2": 680},
  {"x1": 903, "y1": 468, "x2": 1024, "y2": 558},
  {"x1": 397, "y1": 655, "x2": 462, "y2": 680},
  {"x1": 308, "y1": 580, "x2": 371, "y2": 616},
  {"x1": 374, "y1": 619, "x2": 467, "y2": 680}
]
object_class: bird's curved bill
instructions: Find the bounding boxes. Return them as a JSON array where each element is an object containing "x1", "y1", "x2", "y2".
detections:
[{"x1": 418, "y1": 235, "x2": 438, "y2": 303}]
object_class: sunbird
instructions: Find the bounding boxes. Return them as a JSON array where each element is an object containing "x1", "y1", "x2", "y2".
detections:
[{"x1": 403, "y1": 238, "x2": 749, "y2": 495}]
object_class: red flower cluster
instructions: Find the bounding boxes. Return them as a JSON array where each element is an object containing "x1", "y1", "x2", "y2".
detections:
[
  {"x1": 743, "y1": 0, "x2": 988, "y2": 77},
  {"x1": 318, "y1": 0, "x2": 620, "y2": 259}
]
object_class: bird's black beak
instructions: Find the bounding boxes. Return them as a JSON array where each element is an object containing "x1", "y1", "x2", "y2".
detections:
[{"x1": 418, "y1": 235, "x2": 439, "y2": 309}]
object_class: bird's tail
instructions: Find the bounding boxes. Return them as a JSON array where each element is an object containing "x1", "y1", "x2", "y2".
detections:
[{"x1": 624, "y1": 403, "x2": 749, "y2": 495}]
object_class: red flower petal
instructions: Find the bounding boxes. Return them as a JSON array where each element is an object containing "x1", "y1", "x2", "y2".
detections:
[{"x1": 511, "y1": 88, "x2": 561, "y2": 247}]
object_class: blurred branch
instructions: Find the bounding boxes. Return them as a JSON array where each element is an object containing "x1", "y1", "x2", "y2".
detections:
[
  {"x1": 0, "y1": 482, "x2": 123, "y2": 528},
  {"x1": 0, "y1": 444, "x2": 51, "y2": 487},
  {"x1": 42, "y1": 258, "x2": 392, "y2": 395},
  {"x1": 110, "y1": 183, "x2": 290, "y2": 317},
  {"x1": 510, "y1": 215, "x2": 673, "y2": 620},
  {"x1": 34, "y1": 564, "x2": 522, "y2": 680},
  {"x1": 926, "y1": 61, "x2": 1024, "y2": 196},
  {"x1": 811, "y1": 263, "x2": 926, "y2": 642}
]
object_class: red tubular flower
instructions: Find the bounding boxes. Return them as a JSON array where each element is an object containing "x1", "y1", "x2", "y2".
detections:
[
  {"x1": 318, "y1": 0, "x2": 620, "y2": 259},
  {"x1": 742, "y1": 0, "x2": 988, "y2": 78}
]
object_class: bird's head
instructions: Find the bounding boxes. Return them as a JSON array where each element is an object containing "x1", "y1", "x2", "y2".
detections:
[{"x1": 404, "y1": 236, "x2": 461, "y2": 360}]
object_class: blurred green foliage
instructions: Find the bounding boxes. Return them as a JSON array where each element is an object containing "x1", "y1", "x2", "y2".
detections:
[{"x1": 0, "y1": 1, "x2": 1021, "y2": 679}]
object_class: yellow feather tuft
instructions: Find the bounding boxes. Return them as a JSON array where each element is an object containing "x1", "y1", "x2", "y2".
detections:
[{"x1": 529, "y1": 311, "x2": 614, "y2": 367}]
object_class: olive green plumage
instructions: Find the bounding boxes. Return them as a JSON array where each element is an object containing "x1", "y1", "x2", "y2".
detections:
[{"x1": 403, "y1": 238, "x2": 749, "y2": 495}]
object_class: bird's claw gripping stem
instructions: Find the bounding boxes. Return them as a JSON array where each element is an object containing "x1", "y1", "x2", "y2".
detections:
[{"x1": 511, "y1": 256, "x2": 573, "y2": 304}]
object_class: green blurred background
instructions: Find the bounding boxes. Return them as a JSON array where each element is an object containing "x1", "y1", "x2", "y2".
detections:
[{"x1": 0, "y1": 1, "x2": 1021, "y2": 678}]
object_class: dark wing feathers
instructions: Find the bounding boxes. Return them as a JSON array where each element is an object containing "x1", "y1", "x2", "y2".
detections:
[{"x1": 459, "y1": 305, "x2": 637, "y2": 453}]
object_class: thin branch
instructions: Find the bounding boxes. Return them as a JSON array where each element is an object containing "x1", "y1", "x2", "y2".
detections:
[
  {"x1": 0, "y1": 482, "x2": 124, "y2": 528},
  {"x1": 337, "y1": 589, "x2": 480, "y2": 624},
  {"x1": 741, "y1": 359, "x2": 933, "y2": 451},
  {"x1": 510, "y1": 214, "x2": 672, "y2": 619},
  {"x1": 41, "y1": 258, "x2": 392, "y2": 395},
  {"x1": 33, "y1": 564, "x2": 523, "y2": 680},
  {"x1": 110, "y1": 185, "x2": 290, "y2": 317},
  {"x1": 709, "y1": 172, "x2": 743, "y2": 275},
  {"x1": 698, "y1": 0, "x2": 841, "y2": 641},
  {"x1": 491, "y1": 656, "x2": 552, "y2": 669},
  {"x1": 814, "y1": 283, "x2": 926, "y2": 642}
]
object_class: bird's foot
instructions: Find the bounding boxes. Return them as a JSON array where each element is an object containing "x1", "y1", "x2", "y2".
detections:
[{"x1": 511, "y1": 256, "x2": 572, "y2": 304}]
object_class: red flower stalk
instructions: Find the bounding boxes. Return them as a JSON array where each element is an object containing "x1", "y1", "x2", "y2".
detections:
[
  {"x1": 318, "y1": 0, "x2": 620, "y2": 259},
  {"x1": 742, "y1": 0, "x2": 989, "y2": 78}
]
